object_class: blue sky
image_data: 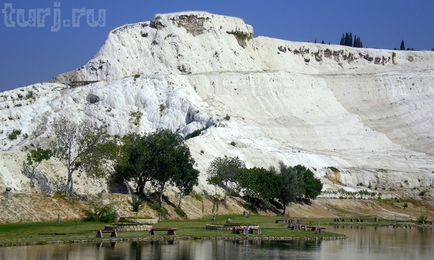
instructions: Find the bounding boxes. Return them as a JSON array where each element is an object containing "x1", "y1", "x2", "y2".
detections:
[{"x1": 0, "y1": 0, "x2": 433, "y2": 91}]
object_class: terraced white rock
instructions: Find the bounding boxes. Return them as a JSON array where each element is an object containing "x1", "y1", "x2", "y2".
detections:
[{"x1": 1, "y1": 12, "x2": 433, "y2": 196}]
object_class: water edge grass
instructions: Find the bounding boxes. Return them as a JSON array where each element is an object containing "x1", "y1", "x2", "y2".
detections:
[{"x1": 0, "y1": 215, "x2": 347, "y2": 247}]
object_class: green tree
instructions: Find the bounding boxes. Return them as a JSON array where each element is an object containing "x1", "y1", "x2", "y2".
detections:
[
  {"x1": 172, "y1": 160, "x2": 199, "y2": 207},
  {"x1": 276, "y1": 163, "x2": 302, "y2": 215},
  {"x1": 113, "y1": 133, "x2": 154, "y2": 195},
  {"x1": 114, "y1": 130, "x2": 197, "y2": 206},
  {"x1": 237, "y1": 167, "x2": 280, "y2": 208},
  {"x1": 26, "y1": 148, "x2": 52, "y2": 175},
  {"x1": 296, "y1": 165, "x2": 323, "y2": 199},
  {"x1": 207, "y1": 156, "x2": 246, "y2": 204},
  {"x1": 400, "y1": 40, "x2": 406, "y2": 50}
]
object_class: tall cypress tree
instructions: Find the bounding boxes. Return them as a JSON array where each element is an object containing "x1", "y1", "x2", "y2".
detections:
[
  {"x1": 340, "y1": 34, "x2": 345, "y2": 45},
  {"x1": 400, "y1": 40, "x2": 406, "y2": 50}
]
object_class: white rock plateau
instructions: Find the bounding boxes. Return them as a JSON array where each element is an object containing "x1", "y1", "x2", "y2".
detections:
[{"x1": 1, "y1": 12, "x2": 434, "y2": 196}]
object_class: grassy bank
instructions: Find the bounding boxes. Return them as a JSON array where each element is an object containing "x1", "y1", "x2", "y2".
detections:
[{"x1": 0, "y1": 215, "x2": 344, "y2": 247}]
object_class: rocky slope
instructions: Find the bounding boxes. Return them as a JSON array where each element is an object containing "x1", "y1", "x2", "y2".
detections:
[{"x1": 1, "y1": 12, "x2": 434, "y2": 199}]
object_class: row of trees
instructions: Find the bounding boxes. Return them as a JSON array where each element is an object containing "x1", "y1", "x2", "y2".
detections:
[
  {"x1": 207, "y1": 157, "x2": 323, "y2": 214},
  {"x1": 27, "y1": 117, "x2": 199, "y2": 208},
  {"x1": 27, "y1": 117, "x2": 322, "y2": 213},
  {"x1": 339, "y1": 32, "x2": 363, "y2": 48}
]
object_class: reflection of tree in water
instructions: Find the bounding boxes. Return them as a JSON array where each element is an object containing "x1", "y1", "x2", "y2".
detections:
[
  {"x1": 129, "y1": 241, "x2": 142, "y2": 260},
  {"x1": 256, "y1": 240, "x2": 321, "y2": 251}
]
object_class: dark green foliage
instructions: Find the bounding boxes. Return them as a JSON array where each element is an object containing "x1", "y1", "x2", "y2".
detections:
[
  {"x1": 173, "y1": 162, "x2": 199, "y2": 207},
  {"x1": 83, "y1": 204, "x2": 117, "y2": 223},
  {"x1": 114, "y1": 130, "x2": 199, "y2": 206},
  {"x1": 400, "y1": 40, "x2": 406, "y2": 50},
  {"x1": 26, "y1": 148, "x2": 52, "y2": 176},
  {"x1": 147, "y1": 201, "x2": 168, "y2": 217},
  {"x1": 419, "y1": 190, "x2": 427, "y2": 196},
  {"x1": 128, "y1": 195, "x2": 144, "y2": 214},
  {"x1": 224, "y1": 114, "x2": 231, "y2": 121},
  {"x1": 175, "y1": 207, "x2": 187, "y2": 218},
  {"x1": 185, "y1": 127, "x2": 207, "y2": 140},
  {"x1": 276, "y1": 163, "x2": 303, "y2": 214},
  {"x1": 353, "y1": 36, "x2": 363, "y2": 48},
  {"x1": 227, "y1": 30, "x2": 253, "y2": 41},
  {"x1": 340, "y1": 32, "x2": 363, "y2": 48},
  {"x1": 230, "y1": 141, "x2": 236, "y2": 147},
  {"x1": 328, "y1": 166, "x2": 340, "y2": 172},
  {"x1": 237, "y1": 167, "x2": 281, "y2": 206},
  {"x1": 416, "y1": 215, "x2": 428, "y2": 225},
  {"x1": 231, "y1": 162, "x2": 322, "y2": 213},
  {"x1": 25, "y1": 91, "x2": 34, "y2": 100},
  {"x1": 297, "y1": 165, "x2": 323, "y2": 199},
  {"x1": 27, "y1": 148, "x2": 52, "y2": 167},
  {"x1": 7, "y1": 129, "x2": 21, "y2": 140}
]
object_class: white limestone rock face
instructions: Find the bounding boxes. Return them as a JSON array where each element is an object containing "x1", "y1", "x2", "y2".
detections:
[{"x1": 1, "y1": 12, "x2": 434, "y2": 196}]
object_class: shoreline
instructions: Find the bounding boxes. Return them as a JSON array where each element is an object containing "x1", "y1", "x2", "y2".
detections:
[{"x1": 0, "y1": 234, "x2": 347, "y2": 248}]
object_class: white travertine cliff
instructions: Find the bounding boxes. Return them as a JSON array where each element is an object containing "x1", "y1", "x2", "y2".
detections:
[{"x1": 1, "y1": 12, "x2": 433, "y2": 196}]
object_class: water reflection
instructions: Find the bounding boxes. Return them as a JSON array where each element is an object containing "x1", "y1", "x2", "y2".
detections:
[{"x1": 0, "y1": 226, "x2": 433, "y2": 260}]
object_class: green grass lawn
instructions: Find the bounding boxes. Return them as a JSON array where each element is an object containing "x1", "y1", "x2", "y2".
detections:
[{"x1": 0, "y1": 215, "x2": 345, "y2": 246}]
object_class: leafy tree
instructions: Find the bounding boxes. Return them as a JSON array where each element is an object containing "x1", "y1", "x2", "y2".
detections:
[
  {"x1": 148, "y1": 130, "x2": 196, "y2": 206},
  {"x1": 207, "y1": 156, "x2": 246, "y2": 204},
  {"x1": 237, "y1": 167, "x2": 280, "y2": 208},
  {"x1": 400, "y1": 40, "x2": 406, "y2": 50},
  {"x1": 114, "y1": 130, "x2": 198, "y2": 206},
  {"x1": 113, "y1": 133, "x2": 153, "y2": 195},
  {"x1": 50, "y1": 116, "x2": 113, "y2": 195},
  {"x1": 296, "y1": 165, "x2": 323, "y2": 199},
  {"x1": 173, "y1": 167, "x2": 199, "y2": 207},
  {"x1": 276, "y1": 163, "x2": 303, "y2": 215},
  {"x1": 26, "y1": 148, "x2": 52, "y2": 176}
]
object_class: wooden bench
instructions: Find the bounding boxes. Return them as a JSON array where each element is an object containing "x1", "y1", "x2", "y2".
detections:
[
  {"x1": 231, "y1": 226, "x2": 261, "y2": 235},
  {"x1": 150, "y1": 228, "x2": 177, "y2": 236},
  {"x1": 288, "y1": 224, "x2": 325, "y2": 233},
  {"x1": 275, "y1": 219, "x2": 292, "y2": 224},
  {"x1": 96, "y1": 226, "x2": 118, "y2": 238}
]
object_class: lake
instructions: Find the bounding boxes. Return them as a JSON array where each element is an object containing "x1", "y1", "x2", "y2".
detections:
[{"x1": 1, "y1": 226, "x2": 433, "y2": 260}]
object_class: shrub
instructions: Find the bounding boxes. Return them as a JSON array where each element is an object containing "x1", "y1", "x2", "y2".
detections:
[
  {"x1": 8, "y1": 129, "x2": 21, "y2": 140},
  {"x1": 417, "y1": 215, "x2": 428, "y2": 225},
  {"x1": 328, "y1": 166, "x2": 339, "y2": 173},
  {"x1": 83, "y1": 204, "x2": 117, "y2": 223},
  {"x1": 185, "y1": 127, "x2": 206, "y2": 140},
  {"x1": 224, "y1": 114, "x2": 231, "y2": 121},
  {"x1": 230, "y1": 141, "x2": 236, "y2": 147},
  {"x1": 147, "y1": 202, "x2": 168, "y2": 218},
  {"x1": 175, "y1": 207, "x2": 187, "y2": 218},
  {"x1": 419, "y1": 190, "x2": 427, "y2": 197},
  {"x1": 129, "y1": 111, "x2": 143, "y2": 126},
  {"x1": 190, "y1": 191, "x2": 203, "y2": 201},
  {"x1": 128, "y1": 195, "x2": 144, "y2": 214},
  {"x1": 227, "y1": 30, "x2": 253, "y2": 41},
  {"x1": 25, "y1": 91, "x2": 34, "y2": 100},
  {"x1": 403, "y1": 202, "x2": 408, "y2": 209}
]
